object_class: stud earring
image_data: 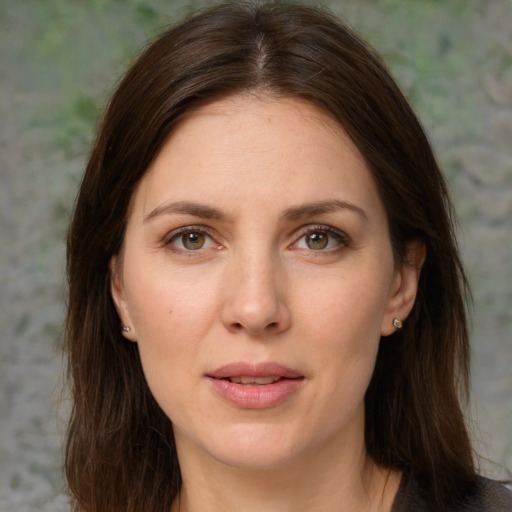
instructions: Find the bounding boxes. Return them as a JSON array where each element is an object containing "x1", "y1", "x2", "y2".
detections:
[
  {"x1": 122, "y1": 326, "x2": 131, "y2": 333},
  {"x1": 393, "y1": 318, "x2": 403, "y2": 329}
]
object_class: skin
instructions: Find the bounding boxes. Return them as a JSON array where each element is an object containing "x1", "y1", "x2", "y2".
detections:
[{"x1": 111, "y1": 95, "x2": 424, "y2": 512}]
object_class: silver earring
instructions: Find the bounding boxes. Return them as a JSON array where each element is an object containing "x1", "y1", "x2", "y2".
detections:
[
  {"x1": 122, "y1": 326, "x2": 131, "y2": 333},
  {"x1": 393, "y1": 318, "x2": 403, "y2": 329}
]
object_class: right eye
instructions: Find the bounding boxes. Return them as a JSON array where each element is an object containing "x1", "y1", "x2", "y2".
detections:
[{"x1": 167, "y1": 228, "x2": 217, "y2": 252}]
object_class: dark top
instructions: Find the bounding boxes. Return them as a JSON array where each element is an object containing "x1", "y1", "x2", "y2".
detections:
[{"x1": 392, "y1": 472, "x2": 512, "y2": 511}]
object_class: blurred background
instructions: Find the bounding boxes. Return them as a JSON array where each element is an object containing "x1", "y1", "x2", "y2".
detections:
[{"x1": 0, "y1": 0, "x2": 510, "y2": 510}]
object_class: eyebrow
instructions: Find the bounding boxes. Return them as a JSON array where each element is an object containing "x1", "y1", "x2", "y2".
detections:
[
  {"x1": 143, "y1": 201, "x2": 229, "y2": 224},
  {"x1": 143, "y1": 199, "x2": 368, "y2": 224},
  {"x1": 281, "y1": 199, "x2": 369, "y2": 222}
]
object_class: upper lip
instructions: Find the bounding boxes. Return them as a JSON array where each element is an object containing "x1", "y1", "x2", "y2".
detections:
[{"x1": 207, "y1": 362, "x2": 303, "y2": 379}]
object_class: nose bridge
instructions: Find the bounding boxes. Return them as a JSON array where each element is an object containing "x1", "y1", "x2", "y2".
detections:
[{"x1": 220, "y1": 240, "x2": 290, "y2": 336}]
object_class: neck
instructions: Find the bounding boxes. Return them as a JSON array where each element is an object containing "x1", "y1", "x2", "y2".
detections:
[{"x1": 171, "y1": 429, "x2": 401, "y2": 512}]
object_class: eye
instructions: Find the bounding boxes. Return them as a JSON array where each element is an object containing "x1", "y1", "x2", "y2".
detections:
[
  {"x1": 305, "y1": 232, "x2": 329, "y2": 250},
  {"x1": 166, "y1": 228, "x2": 217, "y2": 252},
  {"x1": 179, "y1": 232, "x2": 207, "y2": 250},
  {"x1": 293, "y1": 226, "x2": 349, "y2": 252}
]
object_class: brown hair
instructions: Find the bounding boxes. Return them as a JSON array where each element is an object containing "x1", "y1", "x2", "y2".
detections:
[{"x1": 65, "y1": 2, "x2": 475, "y2": 510}]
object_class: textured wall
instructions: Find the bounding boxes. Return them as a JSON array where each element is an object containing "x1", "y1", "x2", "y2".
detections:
[{"x1": 0, "y1": 0, "x2": 510, "y2": 510}]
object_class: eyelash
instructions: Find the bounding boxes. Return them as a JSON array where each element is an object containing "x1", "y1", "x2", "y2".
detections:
[
  {"x1": 291, "y1": 225, "x2": 351, "y2": 253},
  {"x1": 163, "y1": 225, "x2": 220, "y2": 253},
  {"x1": 163, "y1": 224, "x2": 350, "y2": 254}
]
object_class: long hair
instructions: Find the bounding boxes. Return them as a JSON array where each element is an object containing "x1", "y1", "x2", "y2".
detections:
[{"x1": 65, "y1": 2, "x2": 474, "y2": 510}]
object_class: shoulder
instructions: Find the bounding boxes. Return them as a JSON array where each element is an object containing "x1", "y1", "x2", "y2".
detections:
[
  {"x1": 393, "y1": 473, "x2": 512, "y2": 512},
  {"x1": 473, "y1": 476, "x2": 512, "y2": 511}
]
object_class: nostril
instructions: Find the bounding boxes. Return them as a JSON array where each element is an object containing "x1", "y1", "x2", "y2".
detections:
[{"x1": 230, "y1": 321, "x2": 279, "y2": 334}]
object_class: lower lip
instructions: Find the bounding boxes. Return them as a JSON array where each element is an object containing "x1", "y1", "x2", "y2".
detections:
[{"x1": 206, "y1": 377, "x2": 304, "y2": 409}]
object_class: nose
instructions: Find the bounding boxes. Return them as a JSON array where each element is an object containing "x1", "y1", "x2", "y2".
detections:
[{"x1": 219, "y1": 250, "x2": 291, "y2": 337}]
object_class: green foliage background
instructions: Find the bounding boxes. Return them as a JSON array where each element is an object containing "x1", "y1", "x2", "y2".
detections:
[{"x1": 0, "y1": 1, "x2": 510, "y2": 510}]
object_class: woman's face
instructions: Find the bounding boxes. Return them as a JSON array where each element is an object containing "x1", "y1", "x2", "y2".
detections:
[{"x1": 112, "y1": 96, "x2": 421, "y2": 472}]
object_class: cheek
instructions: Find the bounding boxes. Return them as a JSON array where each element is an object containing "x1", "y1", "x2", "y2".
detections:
[
  {"x1": 300, "y1": 271, "x2": 391, "y2": 345},
  {"x1": 313, "y1": 303, "x2": 381, "y2": 391},
  {"x1": 298, "y1": 271, "x2": 389, "y2": 390},
  {"x1": 122, "y1": 262, "x2": 220, "y2": 395},
  {"x1": 124, "y1": 255, "x2": 220, "y2": 341},
  {"x1": 126, "y1": 282, "x2": 212, "y2": 423}
]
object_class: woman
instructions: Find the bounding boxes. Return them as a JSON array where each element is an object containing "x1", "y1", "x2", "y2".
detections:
[{"x1": 64, "y1": 2, "x2": 512, "y2": 511}]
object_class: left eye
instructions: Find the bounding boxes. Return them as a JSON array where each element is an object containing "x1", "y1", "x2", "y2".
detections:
[
  {"x1": 294, "y1": 229, "x2": 347, "y2": 251},
  {"x1": 168, "y1": 230, "x2": 215, "y2": 251}
]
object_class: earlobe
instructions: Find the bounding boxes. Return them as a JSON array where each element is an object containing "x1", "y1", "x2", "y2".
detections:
[
  {"x1": 110, "y1": 255, "x2": 137, "y2": 342},
  {"x1": 380, "y1": 241, "x2": 426, "y2": 336}
]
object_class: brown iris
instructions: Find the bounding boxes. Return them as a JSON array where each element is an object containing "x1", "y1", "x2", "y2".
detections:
[
  {"x1": 182, "y1": 232, "x2": 206, "y2": 250},
  {"x1": 306, "y1": 232, "x2": 329, "y2": 250}
]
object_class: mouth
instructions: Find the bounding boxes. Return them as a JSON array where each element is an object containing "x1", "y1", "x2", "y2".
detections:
[
  {"x1": 206, "y1": 362, "x2": 305, "y2": 409},
  {"x1": 207, "y1": 362, "x2": 304, "y2": 382},
  {"x1": 223, "y1": 376, "x2": 284, "y2": 385}
]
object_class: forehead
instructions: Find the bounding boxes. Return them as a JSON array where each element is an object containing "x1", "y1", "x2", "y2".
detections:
[
  {"x1": 174, "y1": 94, "x2": 350, "y2": 156},
  {"x1": 130, "y1": 95, "x2": 383, "y2": 222}
]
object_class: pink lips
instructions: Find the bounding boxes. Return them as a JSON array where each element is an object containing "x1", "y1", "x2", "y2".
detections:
[{"x1": 206, "y1": 362, "x2": 305, "y2": 409}]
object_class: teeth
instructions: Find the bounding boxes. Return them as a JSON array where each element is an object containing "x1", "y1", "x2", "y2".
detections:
[{"x1": 229, "y1": 376, "x2": 281, "y2": 385}]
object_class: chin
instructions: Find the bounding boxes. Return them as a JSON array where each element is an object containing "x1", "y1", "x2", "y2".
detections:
[
  {"x1": 213, "y1": 445, "x2": 302, "y2": 471},
  {"x1": 196, "y1": 422, "x2": 309, "y2": 471}
]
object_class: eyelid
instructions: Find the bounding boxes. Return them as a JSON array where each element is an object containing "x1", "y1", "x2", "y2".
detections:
[
  {"x1": 291, "y1": 224, "x2": 351, "y2": 251},
  {"x1": 161, "y1": 223, "x2": 350, "y2": 254},
  {"x1": 163, "y1": 225, "x2": 221, "y2": 251}
]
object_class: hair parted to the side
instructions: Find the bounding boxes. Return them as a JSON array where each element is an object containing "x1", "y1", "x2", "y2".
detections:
[{"x1": 65, "y1": 2, "x2": 475, "y2": 511}]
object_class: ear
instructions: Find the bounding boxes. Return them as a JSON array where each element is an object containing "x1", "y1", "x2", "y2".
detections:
[
  {"x1": 380, "y1": 241, "x2": 426, "y2": 336},
  {"x1": 110, "y1": 255, "x2": 137, "y2": 342}
]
